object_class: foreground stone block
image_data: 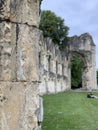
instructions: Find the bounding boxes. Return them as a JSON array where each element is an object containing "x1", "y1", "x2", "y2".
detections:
[
  {"x1": 17, "y1": 24, "x2": 39, "y2": 82},
  {"x1": 0, "y1": 22, "x2": 16, "y2": 81},
  {"x1": 0, "y1": 0, "x2": 39, "y2": 26},
  {"x1": 0, "y1": 82, "x2": 39, "y2": 130},
  {"x1": 0, "y1": 0, "x2": 40, "y2": 130}
]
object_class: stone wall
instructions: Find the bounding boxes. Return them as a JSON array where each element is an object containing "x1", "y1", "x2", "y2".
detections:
[
  {"x1": 39, "y1": 33, "x2": 71, "y2": 95},
  {"x1": 0, "y1": 0, "x2": 40, "y2": 130},
  {"x1": 67, "y1": 33, "x2": 97, "y2": 90},
  {"x1": 39, "y1": 32, "x2": 97, "y2": 95}
]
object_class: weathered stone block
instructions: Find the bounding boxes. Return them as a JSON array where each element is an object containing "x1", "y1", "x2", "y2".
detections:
[
  {"x1": 47, "y1": 79, "x2": 56, "y2": 93},
  {"x1": 0, "y1": 0, "x2": 10, "y2": 19},
  {"x1": 0, "y1": 0, "x2": 39, "y2": 26},
  {"x1": 0, "y1": 81, "x2": 39, "y2": 130},
  {"x1": 0, "y1": 22, "x2": 16, "y2": 81},
  {"x1": 17, "y1": 24, "x2": 39, "y2": 81},
  {"x1": 11, "y1": 0, "x2": 40, "y2": 26}
]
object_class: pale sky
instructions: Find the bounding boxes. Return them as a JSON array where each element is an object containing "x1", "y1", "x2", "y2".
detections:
[{"x1": 41, "y1": 0, "x2": 98, "y2": 68}]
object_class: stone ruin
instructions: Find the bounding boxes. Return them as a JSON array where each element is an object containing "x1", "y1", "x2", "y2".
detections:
[
  {"x1": 0, "y1": 0, "x2": 97, "y2": 130},
  {"x1": 39, "y1": 32, "x2": 97, "y2": 94}
]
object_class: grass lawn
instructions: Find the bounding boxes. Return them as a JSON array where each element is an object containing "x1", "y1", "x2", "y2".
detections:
[{"x1": 42, "y1": 92, "x2": 98, "y2": 130}]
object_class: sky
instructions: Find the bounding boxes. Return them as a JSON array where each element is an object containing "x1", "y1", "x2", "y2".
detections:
[{"x1": 41, "y1": 0, "x2": 98, "y2": 68}]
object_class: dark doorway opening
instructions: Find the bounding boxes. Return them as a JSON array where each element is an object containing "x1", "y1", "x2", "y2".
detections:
[{"x1": 71, "y1": 54, "x2": 83, "y2": 89}]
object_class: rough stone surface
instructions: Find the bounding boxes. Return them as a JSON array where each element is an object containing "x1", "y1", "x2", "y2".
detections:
[
  {"x1": 0, "y1": 0, "x2": 40, "y2": 130},
  {"x1": 0, "y1": 22, "x2": 39, "y2": 82},
  {"x1": 0, "y1": 22, "x2": 16, "y2": 81},
  {"x1": 0, "y1": 82, "x2": 39, "y2": 130},
  {"x1": 17, "y1": 25, "x2": 39, "y2": 82},
  {"x1": 0, "y1": 0, "x2": 39, "y2": 26}
]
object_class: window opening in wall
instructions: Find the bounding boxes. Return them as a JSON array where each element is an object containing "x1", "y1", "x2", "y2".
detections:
[
  {"x1": 71, "y1": 54, "x2": 83, "y2": 89},
  {"x1": 48, "y1": 55, "x2": 51, "y2": 72},
  {"x1": 39, "y1": 52, "x2": 41, "y2": 65}
]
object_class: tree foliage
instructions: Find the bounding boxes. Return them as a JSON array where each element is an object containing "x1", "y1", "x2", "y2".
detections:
[
  {"x1": 39, "y1": 10, "x2": 69, "y2": 48},
  {"x1": 71, "y1": 55, "x2": 82, "y2": 89}
]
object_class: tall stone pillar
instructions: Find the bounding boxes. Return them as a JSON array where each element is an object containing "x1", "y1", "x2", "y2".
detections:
[
  {"x1": 0, "y1": 0, "x2": 40, "y2": 130},
  {"x1": 82, "y1": 45, "x2": 97, "y2": 90},
  {"x1": 91, "y1": 45, "x2": 97, "y2": 89}
]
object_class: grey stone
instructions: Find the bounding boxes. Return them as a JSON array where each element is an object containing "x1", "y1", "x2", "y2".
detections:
[{"x1": 0, "y1": 0, "x2": 39, "y2": 26}]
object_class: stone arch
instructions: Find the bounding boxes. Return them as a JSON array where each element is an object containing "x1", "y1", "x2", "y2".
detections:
[
  {"x1": 69, "y1": 51, "x2": 88, "y2": 89},
  {"x1": 67, "y1": 33, "x2": 97, "y2": 90}
]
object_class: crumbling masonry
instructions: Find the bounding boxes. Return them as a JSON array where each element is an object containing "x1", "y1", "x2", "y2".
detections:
[
  {"x1": 0, "y1": 0, "x2": 97, "y2": 130},
  {"x1": 39, "y1": 35, "x2": 70, "y2": 94},
  {"x1": 39, "y1": 33, "x2": 97, "y2": 94}
]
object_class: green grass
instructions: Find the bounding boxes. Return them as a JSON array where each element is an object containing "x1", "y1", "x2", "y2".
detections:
[{"x1": 42, "y1": 92, "x2": 98, "y2": 130}]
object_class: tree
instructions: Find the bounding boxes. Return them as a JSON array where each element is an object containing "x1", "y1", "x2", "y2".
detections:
[
  {"x1": 71, "y1": 55, "x2": 82, "y2": 89},
  {"x1": 39, "y1": 10, "x2": 69, "y2": 48}
]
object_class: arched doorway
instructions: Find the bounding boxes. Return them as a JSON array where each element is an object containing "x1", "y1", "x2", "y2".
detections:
[
  {"x1": 70, "y1": 52, "x2": 85, "y2": 89},
  {"x1": 67, "y1": 33, "x2": 97, "y2": 90}
]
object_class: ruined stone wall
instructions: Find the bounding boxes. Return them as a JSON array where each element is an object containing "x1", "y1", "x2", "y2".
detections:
[
  {"x1": 67, "y1": 33, "x2": 97, "y2": 90},
  {"x1": 39, "y1": 33, "x2": 70, "y2": 95},
  {"x1": 0, "y1": 0, "x2": 40, "y2": 130},
  {"x1": 39, "y1": 33, "x2": 97, "y2": 95}
]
